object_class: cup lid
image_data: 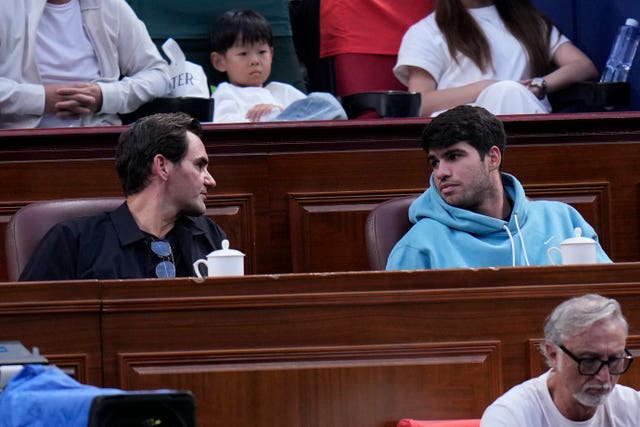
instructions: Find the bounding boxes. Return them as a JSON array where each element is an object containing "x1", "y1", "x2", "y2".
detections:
[
  {"x1": 561, "y1": 227, "x2": 596, "y2": 245},
  {"x1": 207, "y1": 239, "x2": 245, "y2": 257}
]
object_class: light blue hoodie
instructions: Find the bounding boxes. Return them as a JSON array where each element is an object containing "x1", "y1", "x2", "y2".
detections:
[{"x1": 386, "y1": 173, "x2": 611, "y2": 270}]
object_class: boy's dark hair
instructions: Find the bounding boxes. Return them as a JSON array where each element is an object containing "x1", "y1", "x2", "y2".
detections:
[
  {"x1": 210, "y1": 9, "x2": 274, "y2": 54},
  {"x1": 421, "y1": 105, "x2": 506, "y2": 162},
  {"x1": 115, "y1": 112, "x2": 202, "y2": 196}
]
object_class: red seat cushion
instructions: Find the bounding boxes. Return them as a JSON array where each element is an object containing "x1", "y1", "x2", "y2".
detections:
[
  {"x1": 319, "y1": 0, "x2": 434, "y2": 97},
  {"x1": 333, "y1": 54, "x2": 406, "y2": 96},
  {"x1": 320, "y1": 0, "x2": 433, "y2": 57},
  {"x1": 397, "y1": 419, "x2": 481, "y2": 427}
]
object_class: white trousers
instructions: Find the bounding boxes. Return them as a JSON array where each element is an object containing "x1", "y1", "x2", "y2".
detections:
[{"x1": 475, "y1": 80, "x2": 551, "y2": 115}]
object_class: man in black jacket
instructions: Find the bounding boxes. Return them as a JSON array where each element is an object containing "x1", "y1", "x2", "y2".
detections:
[{"x1": 20, "y1": 112, "x2": 226, "y2": 280}]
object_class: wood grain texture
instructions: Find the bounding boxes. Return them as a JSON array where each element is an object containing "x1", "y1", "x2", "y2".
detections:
[
  {"x1": 4, "y1": 264, "x2": 640, "y2": 426},
  {"x1": 1, "y1": 112, "x2": 640, "y2": 280}
]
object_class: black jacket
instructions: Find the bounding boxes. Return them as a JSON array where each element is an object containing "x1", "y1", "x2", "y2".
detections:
[{"x1": 19, "y1": 202, "x2": 226, "y2": 281}]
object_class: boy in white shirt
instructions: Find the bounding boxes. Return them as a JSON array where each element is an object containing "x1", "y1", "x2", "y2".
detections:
[{"x1": 210, "y1": 9, "x2": 346, "y2": 123}]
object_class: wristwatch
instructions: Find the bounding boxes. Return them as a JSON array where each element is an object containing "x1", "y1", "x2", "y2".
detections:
[{"x1": 529, "y1": 77, "x2": 548, "y2": 100}]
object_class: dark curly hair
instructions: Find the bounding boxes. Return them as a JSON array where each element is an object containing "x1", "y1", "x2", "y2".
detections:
[{"x1": 421, "y1": 105, "x2": 506, "y2": 167}]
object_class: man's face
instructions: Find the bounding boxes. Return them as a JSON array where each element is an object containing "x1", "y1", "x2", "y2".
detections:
[
  {"x1": 427, "y1": 141, "x2": 498, "y2": 212},
  {"x1": 167, "y1": 131, "x2": 216, "y2": 216},
  {"x1": 212, "y1": 41, "x2": 273, "y2": 88},
  {"x1": 549, "y1": 318, "x2": 627, "y2": 413}
]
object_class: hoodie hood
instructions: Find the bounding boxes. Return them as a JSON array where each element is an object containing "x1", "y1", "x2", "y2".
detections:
[{"x1": 409, "y1": 172, "x2": 527, "y2": 235}]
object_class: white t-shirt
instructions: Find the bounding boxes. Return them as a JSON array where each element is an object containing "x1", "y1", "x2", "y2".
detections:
[
  {"x1": 480, "y1": 370, "x2": 640, "y2": 427},
  {"x1": 212, "y1": 81, "x2": 306, "y2": 123},
  {"x1": 36, "y1": 0, "x2": 100, "y2": 128},
  {"x1": 394, "y1": 5, "x2": 568, "y2": 88}
]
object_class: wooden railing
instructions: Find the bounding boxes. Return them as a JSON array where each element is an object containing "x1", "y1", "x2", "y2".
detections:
[
  {"x1": 2, "y1": 264, "x2": 640, "y2": 426},
  {"x1": 1, "y1": 112, "x2": 640, "y2": 280}
]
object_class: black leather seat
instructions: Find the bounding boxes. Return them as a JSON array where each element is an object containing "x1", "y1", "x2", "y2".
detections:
[{"x1": 341, "y1": 91, "x2": 421, "y2": 119}]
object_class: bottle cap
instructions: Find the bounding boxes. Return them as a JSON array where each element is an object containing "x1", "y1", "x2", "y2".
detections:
[{"x1": 625, "y1": 18, "x2": 639, "y2": 28}]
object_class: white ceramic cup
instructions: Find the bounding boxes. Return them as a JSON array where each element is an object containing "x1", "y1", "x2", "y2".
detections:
[
  {"x1": 547, "y1": 227, "x2": 596, "y2": 265},
  {"x1": 193, "y1": 239, "x2": 245, "y2": 277}
]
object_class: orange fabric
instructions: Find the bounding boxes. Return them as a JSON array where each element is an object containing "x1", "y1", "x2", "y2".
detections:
[
  {"x1": 397, "y1": 419, "x2": 481, "y2": 427},
  {"x1": 319, "y1": 0, "x2": 434, "y2": 58}
]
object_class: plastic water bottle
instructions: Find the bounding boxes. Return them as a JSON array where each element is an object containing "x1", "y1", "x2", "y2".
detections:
[{"x1": 600, "y1": 18, "x2": 640, "y2": 83}]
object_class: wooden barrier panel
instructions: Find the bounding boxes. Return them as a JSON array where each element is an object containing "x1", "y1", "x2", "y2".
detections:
[
  {"x1": 0, "y1": 281, "x2": 102, "y2": 385},
  {"x1": 1, "y1": 112, "x2": 640, "y2": 280},
  {"x1": 4, "y1": 263, "x2": 640, "y2": 426}
]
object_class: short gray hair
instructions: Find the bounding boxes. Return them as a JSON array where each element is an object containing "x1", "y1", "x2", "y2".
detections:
[{"x1": 540, "y1": 294, "x2": 628, "y2": 361}]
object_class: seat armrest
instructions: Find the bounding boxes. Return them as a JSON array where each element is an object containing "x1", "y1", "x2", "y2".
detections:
[
  {"x1": 341, "y1": 90, "x2": 421, "y2": 119},
  {"x1": 549, "y1": 81, "x2": 631, "y2": 112},
  {"x1": 119, "y1": 97, "x2": 213, "y2": 124}
]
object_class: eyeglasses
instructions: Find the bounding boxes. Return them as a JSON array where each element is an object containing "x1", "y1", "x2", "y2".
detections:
[
  {"x1": 559, "y1": 344, "x2": 633, "y2": 376},
  {"x1": 150, "y1": 239, "x2": 176, "y2": 278}
]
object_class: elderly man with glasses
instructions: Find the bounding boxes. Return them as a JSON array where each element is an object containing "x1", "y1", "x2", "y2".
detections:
[
  {"x1": 481, "y1": 293, "x2": 639, "y2": 426},
  {"x1": 19, "y1": 112, "x2": 226, "y2": 281}
]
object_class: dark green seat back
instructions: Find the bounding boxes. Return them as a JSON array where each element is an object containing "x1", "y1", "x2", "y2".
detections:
[{"x1": 125, "y1": 0, "x2": 306, "y2": 93}]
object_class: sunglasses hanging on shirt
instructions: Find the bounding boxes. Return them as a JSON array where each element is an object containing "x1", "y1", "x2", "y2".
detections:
[{"x1": 150, "y1": 239, "x2": 176, "y2": 278}]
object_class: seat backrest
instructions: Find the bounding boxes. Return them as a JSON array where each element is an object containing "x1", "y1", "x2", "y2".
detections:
[
  {"x1": 364, "y1": 195, "x2": 418, "y2": 270},
  {"x1": 5, "y1": 197, "x2": 124, "y2": 282},
  {"x1": 319, "y1": 0, "x2": 434, "y2": 96}
]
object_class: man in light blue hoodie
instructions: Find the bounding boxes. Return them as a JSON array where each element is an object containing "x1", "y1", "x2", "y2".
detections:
[{"x1": 386, "y1": 105, "x2": 611, "y2": 270}]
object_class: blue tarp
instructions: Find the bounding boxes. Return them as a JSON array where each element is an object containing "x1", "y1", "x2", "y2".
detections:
[{"x1": 0, "y1": 365, "x2": 124, "y2": 427}]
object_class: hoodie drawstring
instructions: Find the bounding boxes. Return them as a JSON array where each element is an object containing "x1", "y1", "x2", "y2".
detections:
[
  {"x1": 502, "y1": 213, "x2": 530, "y2": 267},
  {"x1": 503, "y1": 224, "x2": 517, "y2": 266}
]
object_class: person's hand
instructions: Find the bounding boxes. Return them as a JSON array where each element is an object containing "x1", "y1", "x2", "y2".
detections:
[
  {"x1": 520, "y1": 79, "x2": 545, "y2": 100},
  {"x1": 44, "y1": 83, "x2": 71, "y2": 114},
  {"x1": 45, "y1": 82, "x2": 103, "y2": 118},
  {"x1": 55, "y1": 82, "x2": 103, "y2": 118},
  {"x1": 246, "y1": 104, "x2": 282, "y2": 122}
]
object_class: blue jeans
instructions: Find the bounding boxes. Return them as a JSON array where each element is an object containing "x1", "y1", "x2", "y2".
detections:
[{"x1": 275, "y1": 92, "x2": 347, "y2": 121}]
